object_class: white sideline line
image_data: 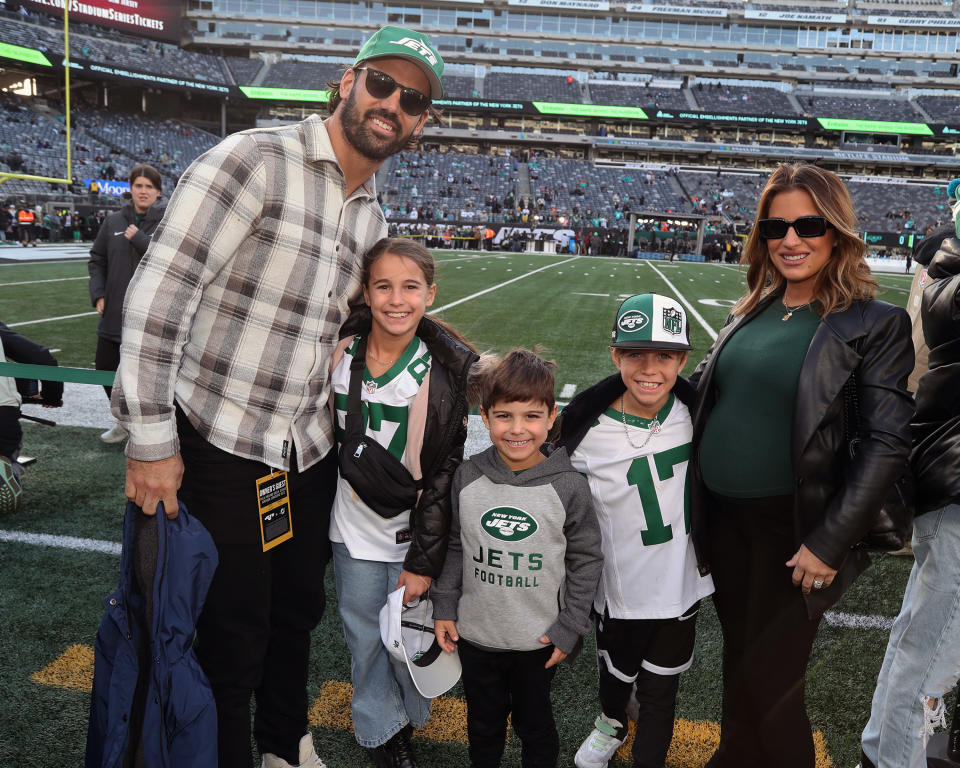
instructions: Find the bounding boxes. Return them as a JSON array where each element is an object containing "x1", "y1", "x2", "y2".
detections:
[
  {"x1": 0, "y1": 529, "x2": 903, "y2": 631},
  {"x1": 644, "y1": 261, "x2": 719, "y2": 341},
  {"x1": 0, "y1": 529, "x2": 121, "y2": 555},
  {"x1": 0, "y1": 277, "x2": 87, "y2": 287},
  {"x1": 823, "y1": 610, "x2": 895, "y2": 631},
  {"x1": 8, "y1": 311, "x2": 98, "y2": 327},
  {"x1": 432, "y1": 256, "x2": 579, "y2": 313}
]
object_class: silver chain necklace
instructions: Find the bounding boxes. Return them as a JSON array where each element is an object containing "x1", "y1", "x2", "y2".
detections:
[{"x1": 620, "y1": 395, "x2": 662, "y2": 450}]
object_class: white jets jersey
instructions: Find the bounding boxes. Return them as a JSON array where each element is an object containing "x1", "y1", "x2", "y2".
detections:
[
  {"x1": 569, "y1": 393, "x2": 714, "y2": 619},
  {"x1": 329, "y1": 335, "x2": 431, "y2": 562}
]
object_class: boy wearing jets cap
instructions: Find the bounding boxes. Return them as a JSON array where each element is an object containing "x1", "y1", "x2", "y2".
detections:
[{"x1": 552, "y1": 294, "x2": 714, "y2": 768}]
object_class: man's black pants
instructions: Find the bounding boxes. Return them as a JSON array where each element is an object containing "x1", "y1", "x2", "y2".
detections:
[{"x1": 176, "y1": 407, "x2": 336, "y2": 767}]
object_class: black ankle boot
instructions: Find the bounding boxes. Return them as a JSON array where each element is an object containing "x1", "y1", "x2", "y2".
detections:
[
  {"x1": 389, "y1": 725, "x2": 417, "y2": 768},
  {"x1": 365, "y1": 744, "x2": 393, "y2": 768}
]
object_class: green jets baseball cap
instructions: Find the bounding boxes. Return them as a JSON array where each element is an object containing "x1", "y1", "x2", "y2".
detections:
[
  {"x1": 611, "y1": 293, "x2": 692, "y2": 351},
  {"x1": 354, "y1": 25, "x2": 444, "y2": 101}
]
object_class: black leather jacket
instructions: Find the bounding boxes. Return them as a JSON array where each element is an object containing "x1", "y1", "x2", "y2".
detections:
[
  {"x1": 338, "y1": 309, "x2": 479, "y2": 578},
  {"x1": 689, "y1": 289, "x2": 914, "y2": 617},
  {"x1": 912, "y1": 240, "x2": 960, "y2": 514}
]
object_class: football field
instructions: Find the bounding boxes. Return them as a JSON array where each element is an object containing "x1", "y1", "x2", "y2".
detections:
[{"x1": 0, "y1": 249, "x2": 923, "y2": 767}]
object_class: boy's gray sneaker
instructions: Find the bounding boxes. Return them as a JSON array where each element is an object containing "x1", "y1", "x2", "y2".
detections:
[
  {"x1": 100, "y1": 421, "x2": 128, "y2": 444},
  {"x1": 574, "y1": 714, "x2": 626, "y2": 768}
]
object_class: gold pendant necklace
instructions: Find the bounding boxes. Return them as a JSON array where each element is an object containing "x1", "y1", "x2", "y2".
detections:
[{"x1": 781, "y1": 299, "x2": 811, "y2": 322}]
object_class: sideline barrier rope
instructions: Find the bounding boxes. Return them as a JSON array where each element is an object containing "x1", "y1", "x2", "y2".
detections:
[{"x1": 0, "y1": 362, "x2": 115, "y2": 386}]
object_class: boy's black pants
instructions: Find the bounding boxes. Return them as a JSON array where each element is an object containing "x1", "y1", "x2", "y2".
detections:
[
  {"x1": 594, "y1": 603, "x2": 699, "y2": 768},
  {"x1": 459, "y1": 639, "x2": 559, "y2": 768}
]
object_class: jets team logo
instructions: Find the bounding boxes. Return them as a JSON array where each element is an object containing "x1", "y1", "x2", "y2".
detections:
[
  {"x1": 662, "y1": 307, "x2": 683, "y2": 335},
  {"x1": 389, "y1": 37, "x2": 438, "y2": 66},
  {"x1": 617, "y1": 310, "x2": 649, "y2": 334},
  {"x1": 481, "y1": 507, "x2": 539, "y2": 542}
]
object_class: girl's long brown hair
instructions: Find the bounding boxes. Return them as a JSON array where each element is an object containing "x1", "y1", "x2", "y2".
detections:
[
  {"x1": 735, "y1": 163, "x2": 876, "y2": 317},
  {"x1": 362, "y1": 237, "x2": 475, "y2": 352}
]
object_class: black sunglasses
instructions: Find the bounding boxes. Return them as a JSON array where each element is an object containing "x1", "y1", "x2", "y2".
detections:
[
  {"x1": 355, "y1": 66, "x2": 430, "y2": 117},
  {"x1": 756, "y1": 216, "x2": 835, "y2": 240}
]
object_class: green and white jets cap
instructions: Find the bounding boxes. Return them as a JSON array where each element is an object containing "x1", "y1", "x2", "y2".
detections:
[
  {"x1": 611, "y1": 293, "x2": 692, "y2": 351},
  {"x1": 354, "y1": 25, "x2": 444, "y2": 100}
]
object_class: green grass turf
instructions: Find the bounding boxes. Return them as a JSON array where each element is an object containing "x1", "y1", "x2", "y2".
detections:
[{"x1": 0, "y1": 253, "x2": 917, "y2": 766}]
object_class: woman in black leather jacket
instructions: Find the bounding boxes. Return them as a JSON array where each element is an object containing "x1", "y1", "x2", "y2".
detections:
[{"x1": 689, "y1": 164, "x2": 914, "y2": 768}]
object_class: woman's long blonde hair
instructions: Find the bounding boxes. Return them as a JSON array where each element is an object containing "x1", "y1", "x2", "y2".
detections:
[{"x1": 734, "y1": 164, "x2": 876, "y2": 317}]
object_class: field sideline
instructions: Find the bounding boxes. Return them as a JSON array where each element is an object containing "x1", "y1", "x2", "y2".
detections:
[{"x1": 0, "y1": 249, "x2": 924, "y2": 767}]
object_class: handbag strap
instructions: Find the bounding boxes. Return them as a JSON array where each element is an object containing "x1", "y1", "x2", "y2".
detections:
[{"x1": 345, "y1": 336, "x2": 367, "y2": 440}]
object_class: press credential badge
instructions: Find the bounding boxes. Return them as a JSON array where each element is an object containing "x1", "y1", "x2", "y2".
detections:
[{"x1": 256, "y1": 471, "x2": 293, "y2": 552}]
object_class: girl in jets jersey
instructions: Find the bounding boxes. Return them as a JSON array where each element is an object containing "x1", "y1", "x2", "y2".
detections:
[{"x1": 328, "y1": 237, "x2": 478, "y2": 768}]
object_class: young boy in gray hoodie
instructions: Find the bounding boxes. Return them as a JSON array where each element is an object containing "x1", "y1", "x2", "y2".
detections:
[{"x1": 432, "y1": 349, "x2": 603, "y2": 768}]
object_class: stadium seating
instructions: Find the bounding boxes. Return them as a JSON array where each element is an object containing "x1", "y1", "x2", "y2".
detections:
[
  {"x1": 802, "y1": 94, "x2": 919, "y2": 122},
  {"x1": 589, "y1": 83, "x2": 690, "y2": 112},
  {"x1": 71, "y1": 107, "x2": 220, "y2": 185},
  {"x1": 225, "y1": 56, "x2": 266, "y2": 86},
  {"x1": 260, "y1": 60, "x2": 349, "y2": 90},
  {"x1": 382, "y1": 150, "x2": 520, "y2": 222},
  {"x1": 484, "y1": 73, "x2": 582, "y2": 103},
  {"x1": 690, "y1": 84, "x2": 799, "y2": 116}
]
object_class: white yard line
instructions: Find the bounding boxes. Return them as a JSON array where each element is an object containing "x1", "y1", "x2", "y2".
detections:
[
  {"x1": 560, "y1": 384, "x2": 577, "y2": 398},
  {"x1": 0, "y1": 276, "x2": 87, "y2": 287},
  {"x1": 432, "y1": 256, "x2": 580, "y2": 313},
  {"x1": 8, "y1": 311, "x2": 98, "y2": 327},
  {"x1": 0, "y1": 525, "x2": 906, "y2": 630},
  {"x1": 0, "y1": 529, "x2": 121, "y2": 555},
  {"x1": 572, "y1": 292, "x2": 610, "y2": 297},
  {"x1": 823, "y1": 610, "x2": 895, "y2": 631},
  {"x1": 644, "y1": 261, "x2": 719, "y2": 341}
]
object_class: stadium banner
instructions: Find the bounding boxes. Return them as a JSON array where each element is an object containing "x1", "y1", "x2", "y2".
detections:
[
  {"x1": 72, "y1": 59, "x2": 234, "y2": 96},
  {"x1": 817, "y1": 117, "x2": 934, "y2": 136},
  {"x1": 435, "y1": 98, "x2": 525, "y2": 112},
  {"x1": 507, "y1": 0, "x2": 609, "y2": 8},
  {"x1": 19, "y1": 0, "x2": 182, "y2": 43},
  {"x1": 652, "y1": 108, "x2": 809, "y2": 127},
  {"x1": 0, "y1": 41, "x2": 52, "y2": 67},
  {"x1": 744, "y1": 10, "x2": 846, "y2": 22},
  {"x1": 533, "y1": 102, "x2": 649, "y2": 119},
  {"x1": 240, "y1": 86, "x2": 330, "y2": 103},
  {"x1": 849, "y1": 176, "x2": 911, "y2": 185},
  {"x1": 867, "y1": 15, "x2": 960, "y2": 27},
  {"x1": 83, "y1": 178, "x2": 129, "y2": 197},
  {"x1": 625, "y1": 4, "x2": 728, "y2": 17}
]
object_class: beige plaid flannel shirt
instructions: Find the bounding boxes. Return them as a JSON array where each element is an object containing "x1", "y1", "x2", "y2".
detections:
[{"x1": 113, "y1": 115, "x2": 387, "y2": 471}]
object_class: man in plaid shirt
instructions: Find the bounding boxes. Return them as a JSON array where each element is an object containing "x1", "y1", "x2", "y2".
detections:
[{"x1": 112, "y1": 26, "x2": 444, "y2": 768}]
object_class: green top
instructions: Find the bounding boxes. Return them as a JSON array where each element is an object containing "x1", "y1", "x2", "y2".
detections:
[{"x1": 699, "y1": 299, "x2": 820, "y2": 498}]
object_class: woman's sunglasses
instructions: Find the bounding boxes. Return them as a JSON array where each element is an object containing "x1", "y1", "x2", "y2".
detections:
[
  {"x1": 756, "y1": 216, "x2": 835, "y2": 240},
  {"x1": 354, "y1": 66, "x2": 431, "y2": 117}
]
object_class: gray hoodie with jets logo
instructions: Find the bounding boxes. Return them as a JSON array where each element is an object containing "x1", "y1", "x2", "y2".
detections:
[{"x1": 431, "y1": 444, "x2": 603, "y2": 655}]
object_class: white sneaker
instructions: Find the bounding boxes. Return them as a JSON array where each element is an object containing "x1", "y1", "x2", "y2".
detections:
[
  {"x1": 100, "y1": 422, "x2": 128, "y2": 444},
  {"x1": 574, "y1": 714, "x2": 626, "y2": 768},
  {"x1": 261, "y1": 733, "x2": 327, "y2": 768}
]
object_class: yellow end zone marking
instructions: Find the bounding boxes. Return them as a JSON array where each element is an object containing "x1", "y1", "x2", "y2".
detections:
[
  {"x1": 31, "y1": 643, "x2": 94, "y2": 691},
  {"x1": 35, "y1": 648, "x2": 833, "y2": 767}
]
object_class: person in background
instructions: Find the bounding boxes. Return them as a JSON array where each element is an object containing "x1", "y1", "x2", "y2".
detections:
[
  {"x1": 689, "y1": 164, "x2": 914, "y2": 768},
  {"x1": 859, "y1": 189, "x2": 960, "y2": 768},
  {"x1": 87, "y1": 164, "x2": 164, "y2": 444}
]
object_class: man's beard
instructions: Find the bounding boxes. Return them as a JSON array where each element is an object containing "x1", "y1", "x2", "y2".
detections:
[{"x1": 339, "y1": 86, "x2": 413, "y2": 161}]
